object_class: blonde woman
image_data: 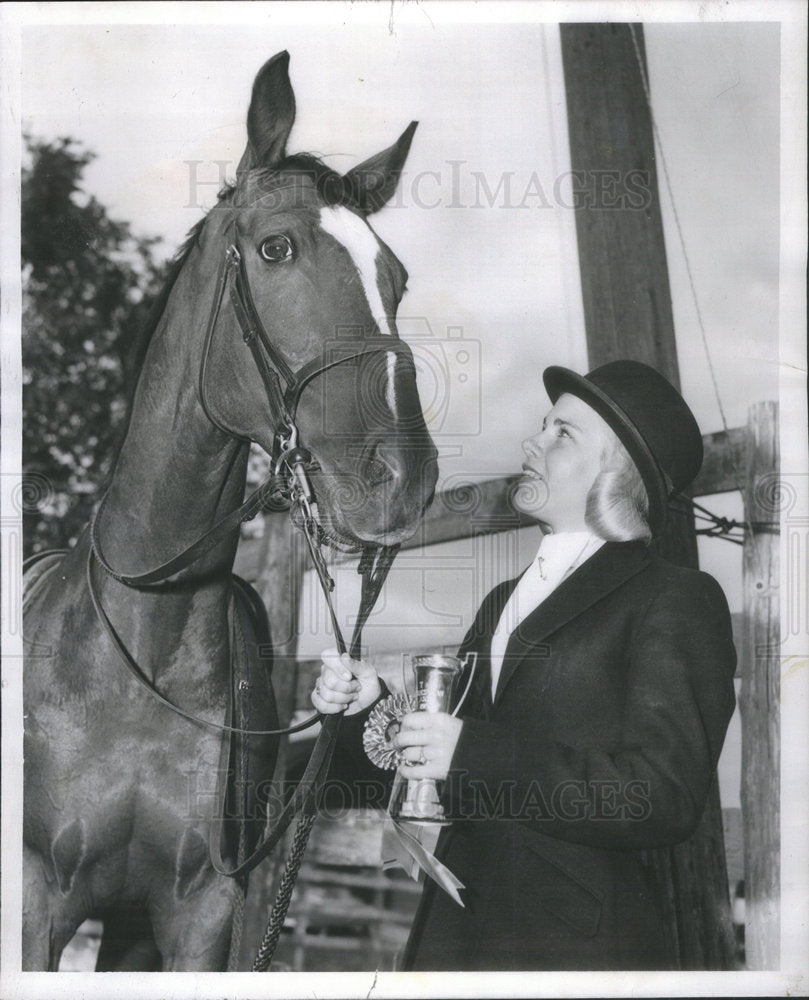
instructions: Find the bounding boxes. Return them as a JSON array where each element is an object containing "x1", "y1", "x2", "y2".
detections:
[{"x1": 313, "y1": 360, "x2": 736, "y2": 971}]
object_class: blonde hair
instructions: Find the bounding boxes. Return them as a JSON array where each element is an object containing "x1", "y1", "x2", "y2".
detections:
[{"x1": 585, "y1": 430, "x2": 652, "y2": 542}]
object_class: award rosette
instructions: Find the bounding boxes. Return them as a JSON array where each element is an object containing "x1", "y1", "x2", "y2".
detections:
[{"x1": 362, "y1": 693, "x2": 410, "y2": 769}]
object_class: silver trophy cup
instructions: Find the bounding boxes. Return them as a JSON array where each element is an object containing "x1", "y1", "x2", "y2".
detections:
[{"x1": 391, "y1": 653, "x2": 464, "y2": 824}]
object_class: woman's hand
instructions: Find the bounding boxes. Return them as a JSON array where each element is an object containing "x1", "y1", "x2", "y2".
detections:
[
  {"x1": 311, "y1": 648, "x2": 381, "y2": 716},
  {"x1": 393, "y1": 712, "x2": 463, "y2": 781}
]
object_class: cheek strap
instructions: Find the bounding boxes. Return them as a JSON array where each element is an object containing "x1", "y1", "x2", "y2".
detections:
[{"x1": 199, "y1": 230, "x2": 415, "y2": 455}]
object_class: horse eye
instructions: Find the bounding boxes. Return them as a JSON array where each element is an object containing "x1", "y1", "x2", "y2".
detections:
[{"x1": 259, "y1": 234, "x2": 293, "y2": 263}]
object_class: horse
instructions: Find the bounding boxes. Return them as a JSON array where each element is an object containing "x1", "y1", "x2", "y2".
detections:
[{"x1": 23, "y1": 50, "x2": 438, "y2": 971}]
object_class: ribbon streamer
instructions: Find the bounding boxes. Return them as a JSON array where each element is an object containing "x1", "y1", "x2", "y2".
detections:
[{"x1": 381, "y1": 773, "x2": 465, "y2": 907}]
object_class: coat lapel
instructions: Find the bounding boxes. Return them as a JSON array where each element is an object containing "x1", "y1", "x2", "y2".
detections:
[
  {"x1": 457, "y1": 578, "x2": 517, "y2": 719},
  {"x1": 493, "y1": 540, "x2": 650, "y2": 707}
]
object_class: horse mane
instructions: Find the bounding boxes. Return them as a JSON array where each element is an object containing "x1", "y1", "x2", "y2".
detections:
[
  {"x1": 126, "y1": 222, "x2": 205, "y2": 375},
  {"x1": 104, "y1": 186, "x2": 233, "y2": 485}
]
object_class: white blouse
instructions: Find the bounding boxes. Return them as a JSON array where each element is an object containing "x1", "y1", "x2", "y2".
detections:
[{"x1": 488, "y1": 531, "x2": 605, "y2": 696}]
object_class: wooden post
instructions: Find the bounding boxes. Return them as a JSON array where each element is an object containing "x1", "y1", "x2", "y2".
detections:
[
  {"x1": 740, "y1": 401, "x2": 780, "y2": 967},
  {"x1": 560, "y1": 22, "x2": 735, "y2": 967},
  {"x1": 237, "y1": 510, "x2": 308, "y2": 969},
  {"x1": 559, "y1": 23, "x2": 680, "y2": 376}
]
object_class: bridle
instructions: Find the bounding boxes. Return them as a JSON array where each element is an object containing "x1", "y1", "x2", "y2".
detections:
[
  {"x1": 201, "y1": 222, "x2": 416, "y2": 468},
  {"x1": 91, "y1": 218, "x2": 415, "y2": 585},
  {"x1": 86, "y1": 218, "x2": 422, "y2": 939}
]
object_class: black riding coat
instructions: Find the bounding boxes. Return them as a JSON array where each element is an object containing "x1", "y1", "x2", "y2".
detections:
[{"x1": 333, "y1": 540, "x2": 737, "y2": 971}]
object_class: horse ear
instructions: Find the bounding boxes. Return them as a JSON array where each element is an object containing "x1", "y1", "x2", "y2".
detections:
[
  {"x1": 343, "y1": 121, "x2": 418, "y2": 214},
  {"x1": 237, "y1": 50, "x2": 296, "y2": 174}
]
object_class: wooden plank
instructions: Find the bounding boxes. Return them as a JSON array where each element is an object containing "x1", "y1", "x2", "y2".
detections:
[
  {"x1": 296, "y1": 866, "x2": 421, "y2": 895},
  {"x1": 386, "y1": 424, "x2": 742, "y2": 555},
  {"x1": 692, "y1": 426, "x2": 747, "y2": 497},
  {"x1": 560, "y1": 22, "x2": 735, "y2": 969},
  {"x1": 304, "y1": 810, "x2": 385, "y2": 867},
  {"x1": 740, "y1": 401, "x2": 779, "y2": 968},
  {"x1": 282, "y1": 931, "x2": 404, "y2": 952},
  {"x1": 288, "y1": 902, "x2": 412, "y2": 927},
  {"x1": 397, "y1": 475, "x2": 532, "y2": 551},
  {"x1": 721, "y1": 807, "x2": 745, "y2": 885}
]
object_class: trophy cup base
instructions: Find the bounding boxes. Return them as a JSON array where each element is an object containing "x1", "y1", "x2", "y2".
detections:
[
  {"x1": 395, "y1": 777, "x2": 450, "y2": 824},
  {"x1": 398, "y1": 813, "x2": 451, "y2": 826}
]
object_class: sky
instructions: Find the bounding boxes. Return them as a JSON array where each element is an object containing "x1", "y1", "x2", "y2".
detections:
[{"x1": 7, "y1": 1, "x2": 807, "y2": 833}]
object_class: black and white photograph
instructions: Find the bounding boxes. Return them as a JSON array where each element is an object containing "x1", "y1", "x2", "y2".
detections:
[{"x1": 1, "y1": 1, "x2": 806, "y2": 997}]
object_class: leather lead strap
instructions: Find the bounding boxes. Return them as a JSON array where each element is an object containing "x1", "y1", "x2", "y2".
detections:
[{"x1": 351, "y1": 544, "x2": 400, "y2": 660}]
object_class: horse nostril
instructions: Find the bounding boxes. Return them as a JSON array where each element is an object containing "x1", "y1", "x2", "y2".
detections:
[
  {"x1": 364, "y1": 441, "x2": 403, "y2": 489},
  {"x1": 366, "y1": 455, "x2": 393, "y2": 487}
]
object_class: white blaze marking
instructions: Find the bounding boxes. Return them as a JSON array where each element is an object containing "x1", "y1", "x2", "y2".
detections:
[{"x1": 319, "y1": 206, "x2": 397, "y2": 416}]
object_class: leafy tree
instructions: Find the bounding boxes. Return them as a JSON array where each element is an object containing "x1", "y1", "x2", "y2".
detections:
[{"x1": 22, "y1": 135, "x2": 167, "y2": 555}]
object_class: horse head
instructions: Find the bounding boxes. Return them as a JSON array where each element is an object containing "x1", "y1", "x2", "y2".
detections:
[{"x1": 196, "y1": 51, "x2": 438, "y2": 548}]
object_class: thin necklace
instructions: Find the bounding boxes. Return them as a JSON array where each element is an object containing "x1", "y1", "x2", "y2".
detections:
[{"x1": 538, "y1": 534, "x2": 598, "y2": 582}]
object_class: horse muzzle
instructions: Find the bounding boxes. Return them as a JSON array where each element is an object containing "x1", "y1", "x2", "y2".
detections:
[{"x1": 304, "y1": 438, "x2": 438, "y2": 548}]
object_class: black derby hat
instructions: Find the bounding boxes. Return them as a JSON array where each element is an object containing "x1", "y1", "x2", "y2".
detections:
[{"x1": 543, "y1": 360, "x2": 703, "y2": 534}]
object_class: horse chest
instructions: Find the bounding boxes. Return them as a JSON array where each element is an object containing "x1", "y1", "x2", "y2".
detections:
[{"x1": 31, "y1": 729, "x2": 234, "y2": 905}]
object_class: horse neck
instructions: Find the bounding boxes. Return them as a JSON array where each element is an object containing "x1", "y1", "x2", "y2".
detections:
[{"x1": 97, "y1": 256, "x2": 249, "y2": 581}]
